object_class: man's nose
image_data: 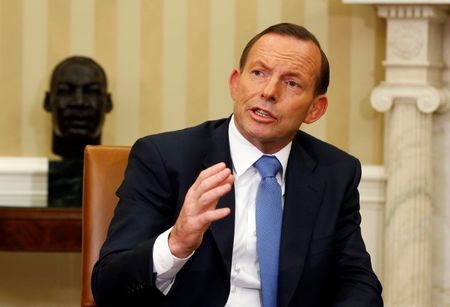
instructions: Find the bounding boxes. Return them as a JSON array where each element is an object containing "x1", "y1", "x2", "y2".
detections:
[
  {"x1": 74, "y1": 87, "x2": 85, "y2": 105},
  {"x1": 260, "y1": 77, "x2": 278, "y2": 103}
]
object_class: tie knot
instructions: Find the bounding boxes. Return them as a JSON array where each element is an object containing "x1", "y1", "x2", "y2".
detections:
[{"x1": 254, "y1": 155, "x2": 281, "y2": 178}]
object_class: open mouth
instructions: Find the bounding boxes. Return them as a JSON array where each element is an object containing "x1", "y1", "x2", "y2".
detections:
[
  {"x1": 251, "y1": 107, "x2": 276, "y2": 121},
  {"x1": 255, "y1": 109, "x2": 271, "y2": 117}
]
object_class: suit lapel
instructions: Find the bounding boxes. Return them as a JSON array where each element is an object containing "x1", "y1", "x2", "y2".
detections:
[
  {"x1": 200, "y1": 120, "x2": 325, "y2": 303},
  {"x1": 278, "y1": 138, "x2": 325, "y2": 307},
  {"x1": 202, "y1": 119, "x2": 235, "y2": 275}
]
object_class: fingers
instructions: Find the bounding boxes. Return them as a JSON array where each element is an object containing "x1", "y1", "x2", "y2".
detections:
[
  {"x1": 169, "y1": 162, "x2": 234, "y2": 258},
  {"x1": 190, "y1": 162, "x2": 226, "y2": 190},
  {"x1": 196, "y1": 177, "x2": 233, "y2": 208},
  {"x1": 188, "y1": 163, "x2": 234, "y2": 212},
  {"x1": 191, "y1": 162, "x2": 229, "y2": 192},
  {"x1": 198, "y1": 207, "x2": 231, "y2": 225}
]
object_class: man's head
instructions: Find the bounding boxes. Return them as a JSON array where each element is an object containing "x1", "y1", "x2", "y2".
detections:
[
  {"x1": 239, "y1": 23, "x2": 329, "y2": 97},
  {"x1": 44, "y1": 56, "x2": 112, "y2": 157},
  {"x1": 229, "y1": 23, "x2": 329, "y2": 154}
]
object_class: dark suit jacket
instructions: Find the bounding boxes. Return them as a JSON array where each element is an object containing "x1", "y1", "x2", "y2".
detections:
[{"x1": 92, "y1": 118, "x2": 383, "y2": 307}]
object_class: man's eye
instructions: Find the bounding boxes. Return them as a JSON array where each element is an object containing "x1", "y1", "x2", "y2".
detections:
[
  {"x1": 86, "y1": 87, "x2": 102, "y2": 95},
  {"x1": 56, "y1": 85, "x2": 73, "y2": 95},
  {"x1": 286, "y1": 80, "x2": 299, "y2": 88},
  {"x1": 86, "y1": 83, "x2": 102, "y2": 93},
  {"x1": 252, "y1": 70, "x2": 263, "y2": 77}
]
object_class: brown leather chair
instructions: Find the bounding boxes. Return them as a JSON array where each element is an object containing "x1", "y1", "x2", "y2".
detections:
[{"x1": 81, "y1": 145, "x2": 130, "y2": 307}]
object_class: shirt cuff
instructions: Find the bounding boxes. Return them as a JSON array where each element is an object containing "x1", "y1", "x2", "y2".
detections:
[{"x1": 153, "y1": 227, "x2": 194, "y2": 294}]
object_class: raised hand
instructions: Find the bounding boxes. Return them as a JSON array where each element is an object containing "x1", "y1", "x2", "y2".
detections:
[{"x1": 168, "y1": 162, "x2": 234, "y2": 258}]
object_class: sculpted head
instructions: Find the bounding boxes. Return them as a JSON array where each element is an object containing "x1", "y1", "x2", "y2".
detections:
[{"x1": 44, "y1": 56, "x2": 112, "y2": 158}]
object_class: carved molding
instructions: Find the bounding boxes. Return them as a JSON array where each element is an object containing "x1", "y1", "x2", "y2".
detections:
[
  {"x1": 371, "y1": 84, "x2": 450, "y2": 113},
  {"x1": 388, "y1": 22, "x2": 424, "y2": 60},
  {"x1": 378, "y1": 5, "x2": 448, "y2": 22}
]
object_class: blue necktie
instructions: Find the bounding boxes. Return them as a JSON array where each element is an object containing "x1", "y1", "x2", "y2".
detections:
[{"x1": 254, "y1": 155, "x2": 282, "y2": 307}]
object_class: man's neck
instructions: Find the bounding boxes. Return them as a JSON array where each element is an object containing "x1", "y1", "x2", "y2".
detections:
[{"x1": 52, "y1": 133, "x2": 100, "y2": 159}]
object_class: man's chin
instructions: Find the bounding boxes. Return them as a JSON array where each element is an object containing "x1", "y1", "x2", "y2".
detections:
[{"x1": 58, "y1": 128, "x2": 97, "y2": 139}]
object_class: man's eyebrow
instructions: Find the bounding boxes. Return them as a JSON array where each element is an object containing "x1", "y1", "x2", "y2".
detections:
[
  {"x1": 283, "y1": 72, "x2": 303, "y2": 79},
  {"x1": 249, "y1": 61, "x2": 305, "y2": 77},
  {"x1": 56, "y1": 82, "x2": 72, "y2": 86},
  {"x1": 248, "y1": 60, "x2": 269, "y2": 69},
  {"x1": 85, "y1": 82, "x2": 101, "y2": 86}
]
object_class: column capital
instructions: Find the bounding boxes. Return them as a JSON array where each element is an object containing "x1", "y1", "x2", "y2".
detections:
[{"x1": 371, "y1": 84, "x2": 450, "y2": 113}]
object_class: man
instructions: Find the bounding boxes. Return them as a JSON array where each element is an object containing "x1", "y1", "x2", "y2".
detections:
[
  {"x1": 92, "y1": 23, "x2": 383, "y2": 306},
  {"x1": 44, "y1": 56, "x2": 112, "y2": 159},
  {"x1": 44, "y1": 56, "x2": 113, "y2": 207}
]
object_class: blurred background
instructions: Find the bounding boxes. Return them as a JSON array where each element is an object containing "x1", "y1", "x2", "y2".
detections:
[{"x1": 0, "y1": 0, "x2": 384, "y2": 164}]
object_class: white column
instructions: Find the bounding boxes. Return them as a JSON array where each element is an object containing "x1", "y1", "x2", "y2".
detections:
[
  {"x1": 370, "y1": 5, "x2": 449, "y2": 307},
  {"x1": 432, "y1": 16, "x2": 450, "y2": 307}
]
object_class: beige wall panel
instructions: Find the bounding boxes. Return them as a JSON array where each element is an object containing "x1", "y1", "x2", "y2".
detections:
[
  {"x1": 208, "y1": 1, "x2": 234, "y2": 119},
  {"x1": 373, "y1": 16, "x2": 385, "y2": 164},
  {"x1": 115, "y1": 0, "x2": 140, "y2": 146},
  {"x1": 21, "y1": 0, "x2": 49, "y2": 156},
  {"x1": 161, "y1": 0, "x2": 189, "y2": 131},
  {"x1": 301, "y1": 0, "x2": 329, "y2": 141},
  {"x1": 94, "y1": 0, "x2": 118, "y2": 146},
  {"x1": 326, "y1": 0, "x2": 352, "y2": 152},
  {"x1": 46, "y1": 0, "x2": 70, "y2": 159},
  {"x1": 0, "y1": 0, "x2": 23, "y2": 156},
  {"x1": 47, "y1": 0, "x2": 70, "y2": 71},
  {"x1": 257, "y1": 0, "x2": 281, "y2": 31},
  {"x1": 70, "y1": 0, "x2": 94, "y2": 56},
  {"x1": 282, "y1": 0, "x2": 305, "y2": 25},
  {"x1": 140, "y1": 0, "x2": 163, "y2": 136},
  {"x1": 304, "y1": 0, "x2": 328, "y2": 43},
  {"x1": 348, "y1": 6, "x2": 383, "y2": 164},
  {"x1": 186, "y1": 0, "x2": 210, "y2": 126},
  {"x1": 234, "y1": 0, "x2": 257, "y2": 66},
  {"x1": 162, "y1": 0, "x2": 188, "y2": 131},
  {"x1": 0, "y1": 252, "x2": 80, "y2": 307}
]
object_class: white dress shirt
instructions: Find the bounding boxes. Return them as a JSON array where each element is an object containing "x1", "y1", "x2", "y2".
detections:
[{"x1": 152, "y1": 116, "x2": 292, "y2": 306}]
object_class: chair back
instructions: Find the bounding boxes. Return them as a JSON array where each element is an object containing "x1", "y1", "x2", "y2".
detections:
[{"x1": 81, "y1": 145, "x2": 130, "y2": 307}]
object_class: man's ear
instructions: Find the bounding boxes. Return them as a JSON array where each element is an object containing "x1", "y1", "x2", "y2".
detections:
[
  {"x1": 303, "y1": 95, "x2": 328, "y2": 124},
  {"x1": 228, "y1": 68, "x2": 240, "y2": 101},
  {"x1": 105, "y1": 93, "x2": 113, "y2": 113},
  {"x1": 43, "y1": 92, "x2": 52, "y2": 112}
]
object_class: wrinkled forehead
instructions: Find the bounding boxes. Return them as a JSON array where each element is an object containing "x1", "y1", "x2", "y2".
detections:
[
  {"x1": 52, "y1": 61, "x2": 106, "y2": 87},
  {"x1": 247, "y1": 33, "x2": 322, "y2": 77}
]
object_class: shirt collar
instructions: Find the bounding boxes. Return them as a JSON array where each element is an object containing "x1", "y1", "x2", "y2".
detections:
[{"x1": 228, "y1": 115, "x2": 292, "y2": 181}]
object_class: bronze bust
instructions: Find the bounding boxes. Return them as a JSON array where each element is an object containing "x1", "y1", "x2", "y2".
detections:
[
  {"x1": 44, "y1": 56, "x2": 112, "y2": 159},
  {"x1": 44, "y1": 56, "x2": 112, "y2": 207}
]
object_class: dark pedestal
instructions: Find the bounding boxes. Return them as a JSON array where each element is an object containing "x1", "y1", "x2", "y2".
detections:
[{"x1": 48, "y1": 159, "x2": 83, "y2": 208}]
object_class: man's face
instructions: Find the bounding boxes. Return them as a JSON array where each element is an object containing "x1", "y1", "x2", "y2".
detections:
[
  {"x1": 229, "y1": 33, "x2": 328, "y2": 154},
  {"x1": 46, "y1": 61, "x2": 111, "y2": 139}
]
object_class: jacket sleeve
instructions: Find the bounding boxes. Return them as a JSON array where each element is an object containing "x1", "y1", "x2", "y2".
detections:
[
  {"x1": 331, "y1": 159, "x2": 383, "y2": 307},
  {"x1": 91, "y1": 137, "x2": 176, "y2": 306}
]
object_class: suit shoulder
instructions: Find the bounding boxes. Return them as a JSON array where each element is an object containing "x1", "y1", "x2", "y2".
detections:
[
  {"x1": 130, "y1": 118, "x2": 228, "y2": 161},
  {"x1": 296, "y1": 130, "x2": 359, "y2": 165},
  {"x1": 136, "y1": 118, "x2": 227, "y2": 145},
  {"x1": 295, "y1": 131, "x2": 362, "y2": 188}
]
